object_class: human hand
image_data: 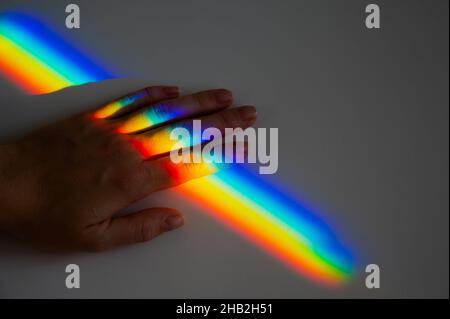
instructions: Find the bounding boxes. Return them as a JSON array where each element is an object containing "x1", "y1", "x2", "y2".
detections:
[{"x1": 0, "y1": 86, "x2": 257, "y2": 251}]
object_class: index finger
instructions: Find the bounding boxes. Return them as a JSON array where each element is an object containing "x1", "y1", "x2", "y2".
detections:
[{"x1": 92, "y1": 86, "x2": 180, "y2": 119}]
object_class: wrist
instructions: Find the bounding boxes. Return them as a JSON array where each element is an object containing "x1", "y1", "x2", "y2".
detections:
[{"x1": 0, "y1": 143, "x2": 21, "y2": 231}]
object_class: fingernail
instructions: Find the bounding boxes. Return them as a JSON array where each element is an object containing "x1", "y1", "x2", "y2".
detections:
[
  {"x1": 215, "y1": 90, "x2": 233, "y2": 105},
  {"x1": 162, "y1": 215, "x2": 184, "y2": 232},
  {"x1": 163, "y1": 86, "x2": 180, "y2": 95},
  {"x1": 238, "y1": 106, "x2": 257, "y2": 122}
]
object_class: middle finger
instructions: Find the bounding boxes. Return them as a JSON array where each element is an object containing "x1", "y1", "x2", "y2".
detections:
[{"x1": 115, "y1": 89, "x2": 234, "y2": 134}]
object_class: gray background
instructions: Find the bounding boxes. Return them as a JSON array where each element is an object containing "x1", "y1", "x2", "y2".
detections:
[{"x1": 0, "y1": 0, "x2": 448, "y2": 298}]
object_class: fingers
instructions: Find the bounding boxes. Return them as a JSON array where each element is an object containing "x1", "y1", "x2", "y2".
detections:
[
  {"x1": 138, "y1": 143, "x2": 248, "y2": 192},
  {"x1": 139, "y1": 156, "x2": 224, "y2": 193},
  {"x1": 116, "y1": 89, "x2": 233, "y2": 134},
  {"x1": 128, "y1": 105, "x2": 257, "y2": 158},
  {"x1": 96, "y1": 208, "x2": 184, "y2": 249},
  {"x1": 92, "y1": 86, "x2": 180, "y2": 119}
]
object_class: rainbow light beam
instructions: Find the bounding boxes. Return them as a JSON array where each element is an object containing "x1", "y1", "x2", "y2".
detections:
[
  {"x1": 93, "y1": 90, "x2": 148, "y2": 119},
  {"x1": 0, "y1": 11, "x2": 357, "y2": 285},
  {"x1": 117, "y1": 103, "x2": 189, "y2": 134},
  {"x1": 177, "y1": 166, "x2": 354, "y2": 285},
  {"x1": 129, "y1": 121, "x2": 209, "y2": 159},
  {"x1": 0, "y1": 11, "x2": 114, "y2": 94}
]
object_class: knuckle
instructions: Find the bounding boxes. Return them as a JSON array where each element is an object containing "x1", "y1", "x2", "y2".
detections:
[
  {"x1": 135, "y1": 218, "x2": 157, "y2": 242},
  {"x1": 77, "y1": 221, "x2": 112, "y2": 252},
  {"x1": 141, "y1": 163, "x2": 156, "y2": 182},
  {"x1": 104, "y1": 135, "x2": 132, "y2": 156},
  {"x1": 114, "y1": 169, "x2": 142, "y2": 194},
  {"x1": 194, "y1": 92, "x2": 211, "y2": 108},
  {"x1": 144, "y1": 87, "x2": 153, "y2": 98},
  {"x1": 151, "y1": 102, "x2": 171, "y2": 119},
  {"x1": 139, "y1": 163, "x2": 161, "y2": 191},
  {"x1": 218, "y1": 110, "x2": 240, "y2": 128}
]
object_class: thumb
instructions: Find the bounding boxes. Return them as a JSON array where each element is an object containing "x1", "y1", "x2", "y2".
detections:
[{"x1": 100, "y1": 208, "x2": 184, "y2": 249}]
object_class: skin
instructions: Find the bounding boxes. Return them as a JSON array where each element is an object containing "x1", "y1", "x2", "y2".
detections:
[{"x1": 0, "y1": 86, "x2": 257, "y2": 252}]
